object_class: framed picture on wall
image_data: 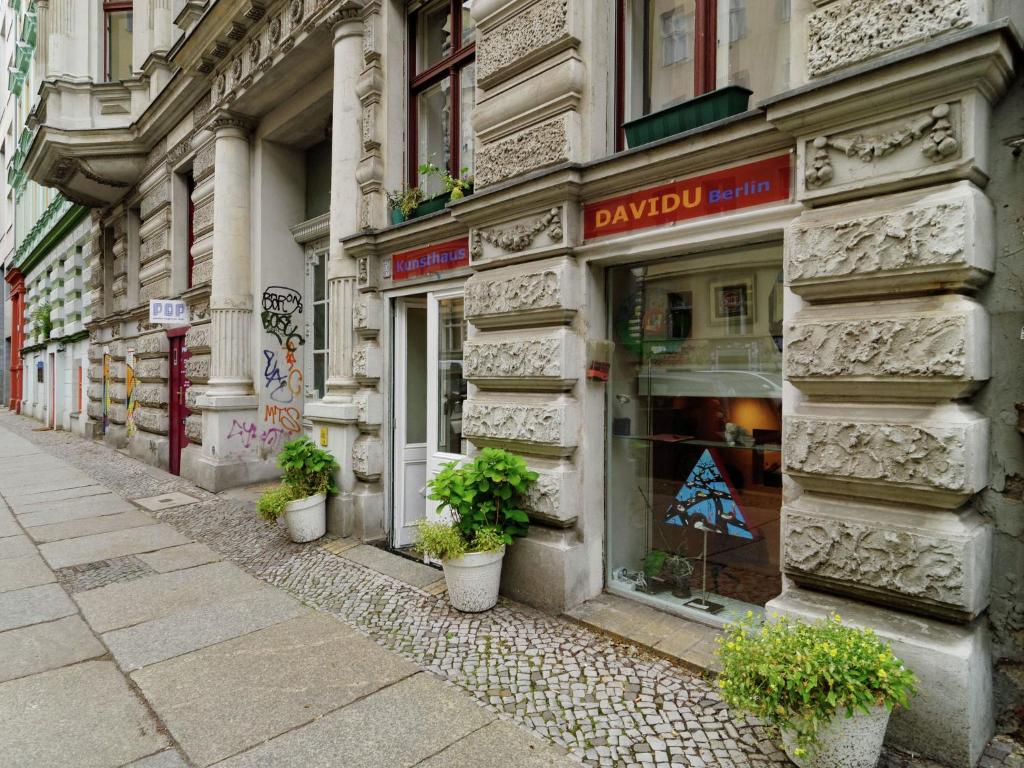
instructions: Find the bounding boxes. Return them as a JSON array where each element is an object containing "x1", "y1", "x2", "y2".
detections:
[{"x1": 709, "y1": 276, "x2": 755, "y2": 324}]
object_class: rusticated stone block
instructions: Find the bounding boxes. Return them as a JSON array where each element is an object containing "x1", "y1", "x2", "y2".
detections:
[
  {"x1": 354, "y1": 293, "x2": 382, "y2": 337},
  {"x1": 354, "y1": 391, "x2": 383, "y2": 428},
  {"x1": 784, "y1": 295, "x2": 988, "y2": 399},
  {"x1": 807, "y1": 0, "x2": 982, "y2": 78},
  {"x1": 185, "y1": 355, "x2": 210, "y2": 383},
  {"x1": 132, "y1": 406, "x2": 169, "y2": 436},
  {"x1": 86, "y1": 401, "x2": 102, "y2": 420},
  {"x1": 783, "y1": 403, "x2": 988, "y2": 507},
  {"x1": 134, "y1": 358, "x2": 168, "y2": 382},
  {"x1": 464, "y1": 328, "x2": 580, "y2": 391},
  {"x1": 477, "y1": 0, "x2": 573, "y2": 85},
  {"x1": 519, "y1": 462, "x2": 578, "y2": 527},
  {"x1": 86, "y1": 383, "x2": 104, "y2": 402},
  {"x1": 140, "y1": 178, "x2": 171, "y2": 220},
  {"x1": 185, "y1": 324, "x2": 211, "y2": 352},
  {"x1": 475, "y1": 116, "x2": 570, "y2": 188},
  {"x1": 186, "y1": 414, "x2": 203, "y2": 445},
  {"x1": 132, "y1": 384, "x2": 168, "y2": 408},
  {"x1": 786, "y1": 182, "x2": 993, "y2": 300},
  {"x1": 193, "y1": 141, "x2": 215, "y2": 181},
  {"x1": 465, "y1": 256, "x2": 579, "y2": 329},
  {"x1": 352, "y1": 434, "x2": 383, "y2": 481},
  {"x1": 352, "y1": 342, "x2": 382, "y2": 381},
  {"x1": 783, "y1": 493, "x2": 991, "y2": 621},
  {"x1": 135, "y1": 332, "x2": 169, "y2": 357},
  {"x1": 463, "y1": 397, "x2": 578, "y2": 456}
]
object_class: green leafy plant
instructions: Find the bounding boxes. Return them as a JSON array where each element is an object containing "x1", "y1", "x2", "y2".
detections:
[
  {"x1": 415, "y1": 519, "x2": 468, "y2": 561},
  {"x1": 427, "y1": 447, "x2": 536, "y2": 546},
  {"x1": 32, "y1": 301, "x2": 53, "y2": 340},
  {"x1": 642, "y1": 549, "x2": 668, "y2": 579},
  {"x1": 256, "y1": 436, "x2": 339, "y2": 521},
  {"x1": 716, "y1": 613, "x2": 916, "y2": 759},
  {"x1": 443, "y1": 166, "x2": 474, "y2": 200},
  {"x1": 385, "y1": 184, "x2": 425, "y2": 219}
]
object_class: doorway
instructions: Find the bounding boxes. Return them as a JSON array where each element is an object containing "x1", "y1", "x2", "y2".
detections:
[
  {"x1": 392, "y1": 289, "x2": 469, "y2": 548},
  {"x1": 167, "y1": 328, "x2": 191, "y2": 475}
]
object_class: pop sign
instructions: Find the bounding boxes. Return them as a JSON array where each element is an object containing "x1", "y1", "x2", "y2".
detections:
[{"x1": 149, "y1": 299, "x2": 188, "y2": 325}]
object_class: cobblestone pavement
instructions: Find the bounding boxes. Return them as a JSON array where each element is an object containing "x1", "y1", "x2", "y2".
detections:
[{"x1": 3, "y1": 411, "x2": 1022, "y2": 768}]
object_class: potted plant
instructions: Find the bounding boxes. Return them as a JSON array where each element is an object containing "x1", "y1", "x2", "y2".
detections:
[
  {"x1": 256, "y1": 436, "x2": 339, "y2": 543},
  {"x1": 623, "y1": 85, "x2": 753, "y2": 149},
  {"x1": 386, "y1": 184, "x2": 424, "y2": 225},
  {"x1": 418, "y1": 447, "x2": 536, "y2": 612},
  {"x1": 662, "y1": 553, "x2": 693, "y2": 598},
  {"x1": 717, "y1": 613, "x2": 917, "y2": 768},
  {"x1": 637, "y1": 550, "x2": 693, "y2": 597},
  {"x1": 443, "y1": 166, "x2": 474, "y2": 201}
]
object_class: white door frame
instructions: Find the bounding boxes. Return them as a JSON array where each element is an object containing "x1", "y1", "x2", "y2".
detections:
[{"x1": 392, "y1": 297, "x2": 428, "y2": 548}]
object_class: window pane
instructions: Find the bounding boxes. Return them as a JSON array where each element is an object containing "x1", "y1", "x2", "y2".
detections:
[
  {"x1": 458, "y1": 63, "x2": 475, "y2": 179},
  {"x1": 314, "y1": 303, "x2": 325, "y2": 350},
  {"x1": 417, "y1": 80, "x2": 450, "y2": 197},
  {"x1": 718, "y1": 0, "x2": 790, "y2": 102},
  {"x1": 313, "y1": 256, "x2": 325, "y2": 302},
  {"x1": 460, "y1": 1, "x2": 475, "y2": 46},
  {"x1": 106, "y1": 11, "x2": 133, "y2": 81},
  {"x1": 643, "y1": 0, "x2": 696, "y2": 115},
  {"x1": 416, "y1": 0, "x2": 453, "y2": 74},
  {"x1": 314, "y1": 353, "x2": 325, "y2": 399},
  {"x1": 607, "y1": 244, "x2": 783, "y2": 621},
  {"x1": 436, "y1": 297, "x2": 466, "y2": 455},
  {"x1": 406, "y1": 306, "x2": 428, "y2": 444}
]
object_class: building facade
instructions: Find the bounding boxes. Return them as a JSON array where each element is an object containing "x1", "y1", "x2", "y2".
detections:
[
  {"x1": 6, "y1": 0, "x2": 91, "y2": 429},
  {"x1": 19, "y1": 1, "x2": 1024, "y2": 765}
]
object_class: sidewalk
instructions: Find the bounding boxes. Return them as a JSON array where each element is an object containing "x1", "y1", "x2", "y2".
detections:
[{"x1": 1, "y1": 411, "x2": 1017, "y2": 768}]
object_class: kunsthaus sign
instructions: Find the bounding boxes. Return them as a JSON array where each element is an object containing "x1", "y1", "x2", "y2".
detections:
[
  {"x1": 583, "y1": 154, "x2": 792, "y2": 240},
  {"x1": 391, "y1": 237, "x2": 469, "y2": 281}
]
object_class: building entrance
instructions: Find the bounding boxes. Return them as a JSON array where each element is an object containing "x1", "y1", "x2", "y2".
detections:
[{"x1": 392, "y1": 289, "x2": 468, "y2": 548}]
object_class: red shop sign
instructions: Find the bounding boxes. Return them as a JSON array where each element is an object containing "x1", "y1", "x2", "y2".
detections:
[
  {"x1": 583, "y1": 154, "x2": 792, "y2": 240},
  {"x1": 391, "y1": 237, "x2": 469, "y2": 281}
]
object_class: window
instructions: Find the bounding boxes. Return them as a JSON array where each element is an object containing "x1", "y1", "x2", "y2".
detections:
[
  {"x1": 307, "y1": 246, "x2": 329, "y2": 399},
  {"x1": 606, "y1": 244, "x2": 784, "y2": 621},
  {"x1": 104, "y1": 1, "x2": 133, "y2": 81},
  {"x1": 616, "y1": 0, "x2": 790, "y2": 149},
  {"x1": 408, "y1": 0, "x2": 475, "y2": 196},
  {"x1": 186, "y1": 173, "x2": 195, "y2": 289}
]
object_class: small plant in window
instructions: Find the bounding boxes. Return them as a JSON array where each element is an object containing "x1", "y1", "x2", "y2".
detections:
[
  {"x1": 385, "y1": 184, "x2": 425, "y2": 223},
  {"x1": 417, "y1": 159, "x2": 447, "y2": 198},
  {"x1": 443, "y1": 166, "x2": 474, "y2": 201},
  {"x1": 32, "y1": 301, "x2": 53, "y2": 341}
]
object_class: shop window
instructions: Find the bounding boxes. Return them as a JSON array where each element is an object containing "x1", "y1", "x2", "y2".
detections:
[
  {"x1": 606, "y1": 244, "x2": 784, "y2": 622},
  {"x1": 615, "y1": 0, "x2": 790, "y2": 150},
  {"x1": 104, "y1": 1, "x2": 133, "y2": 82},
  {"x1": 408, "y1": 0, "x2": 475, "y2": 196}
]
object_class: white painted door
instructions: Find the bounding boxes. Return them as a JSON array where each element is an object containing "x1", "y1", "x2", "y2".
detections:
[
  {"x1": 425, "y1": 289, "x2": 469, "y2": 521},
  {"x1": 392, "y1": 299, "x2": 428, "y2": 547}
]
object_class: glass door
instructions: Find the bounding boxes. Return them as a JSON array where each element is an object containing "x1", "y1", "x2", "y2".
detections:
[{"x1": 425, "y1": 290, "x2": 468, "y2": 519}]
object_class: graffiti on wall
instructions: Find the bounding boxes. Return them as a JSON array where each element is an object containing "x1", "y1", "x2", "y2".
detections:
[
  {"x1": 227, "y1": 419, "x2": 289, "y2": 453},
  {"x1": 102, "y1": 352, "x2": 111, "y2": 434},
  {"x1": 125, "y1": 348, "x2": 137, "y2": 438}
]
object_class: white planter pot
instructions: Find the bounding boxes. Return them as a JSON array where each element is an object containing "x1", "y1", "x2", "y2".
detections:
[
  {"x1": 283, "y1": 493, "x2": 326, "y2": 543},
  {"x1": 782, "y1": 703, "x2": 891, "y2": 768},
  {"x1": 442, "y1": 546, "x2": 505, "y2": 612}
]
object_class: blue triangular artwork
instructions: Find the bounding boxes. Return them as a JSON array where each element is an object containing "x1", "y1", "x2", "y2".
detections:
[{"x1": 664, "y1": 449, "x2": 753, "y2": 539}]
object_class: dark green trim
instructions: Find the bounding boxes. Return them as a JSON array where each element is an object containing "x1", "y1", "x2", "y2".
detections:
[{"x1": 18, "y1": 204, "x2": 88, "y2": 276}]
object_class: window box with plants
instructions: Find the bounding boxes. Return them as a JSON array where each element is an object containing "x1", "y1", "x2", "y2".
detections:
[
  {"x1": 386, "y1": 163, "x2": 474, "y2": 224},
  {"x1": 256, "y1": 436, "x2": 339, "y2": 544},
  {"x1": 417, "y1": 448, "x2": 536, "y2": 613},
  {"x1": 717, "y1": 613, "x2": 917, "y2": 768},
  {"x1": 623, "y1": 85, "x2": 752, "y2": 149}
]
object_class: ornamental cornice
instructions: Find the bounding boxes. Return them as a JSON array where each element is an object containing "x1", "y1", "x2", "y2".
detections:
[{"x1": 471, "y1": 208, "x2": 562, "y2": 259}]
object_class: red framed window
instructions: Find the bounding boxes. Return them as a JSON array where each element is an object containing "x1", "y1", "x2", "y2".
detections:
[
  {"x1": 615, "y1": 0, "x2": 791, "y2": 151},
  {"x1": 408, "y1": 0, "x2": 475, "y2": 195},
  {"x1": 104, "y1": 1, "x2": 133, "y2": 82},
  {"x1": 186, "y1": 173, "x2": 196, "y2": 289}
]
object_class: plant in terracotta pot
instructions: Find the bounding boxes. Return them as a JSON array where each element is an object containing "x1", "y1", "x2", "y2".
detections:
[
  {"x1": 256, "y1": 436, "x2": 338, "y2": 543},
  {"x1": 417, "y1": 447, "x2": 536, "y2": 612},
  {"x1": 717, "y1": 613, "x2": 917, "y2": 768}
]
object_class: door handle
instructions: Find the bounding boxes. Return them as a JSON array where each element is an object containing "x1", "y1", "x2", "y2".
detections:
[{"x1": 418, "y1": 485, "x2": 427, "y2": 498}]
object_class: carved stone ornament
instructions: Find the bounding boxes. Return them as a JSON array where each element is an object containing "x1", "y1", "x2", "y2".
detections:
[
  {"x1": 230, "y1": 56, "x2": 243, "y2": 81},
  {"x1": 269, "y1": 15, "x2": 282, "y2": 43},
  {"x1": 289, "y1": 0, "x2": 303, "y2": 24},
  {"x1": 214, "y1": 74, "x2": 226, "y2": 101},
  {"x1": 249, "y1": 37, "x2": 261, "y2": 65},
  {"x1": 472, "y1": 208, "x2": 563, "y2": 259},
  {"x1": 807, "y1": 104, "x2": 959, "y2": 188}
]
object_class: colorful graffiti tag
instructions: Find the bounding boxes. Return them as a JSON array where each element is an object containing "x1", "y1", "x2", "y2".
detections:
[{"x1": 125, "y1": 348, "x2": 137, "y2": 438}]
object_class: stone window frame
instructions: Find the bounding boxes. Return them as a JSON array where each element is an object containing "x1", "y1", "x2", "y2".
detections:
[
  {"x1": 303, "y1": 237, "x2": 330, "y2": 400},
  {"x1": 407, "y1": 0, "x2": 476, "y2": 187}
]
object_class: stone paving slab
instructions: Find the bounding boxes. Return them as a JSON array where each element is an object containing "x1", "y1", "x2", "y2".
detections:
[
  {"x1": 214, "y1": 672, "x2": 495, "y2": 768},
  {"x1": 26, "y1": 509, "x2": 157, "y2": 543},
  {"x1": 15, "y1": 493, "x2": 139, "y2": 527},
  {"x1": 132, "y1": 613, "x2": 420, "y2": 767},
  {"x1": 0, "y1": 583, "x2": 77, "y2": 632},
  {"x1": 3, "y1": 483, "x2": 110, "y2": 505},
  {"x1": 38, "y1": 523, "x2": 190, "y2": 569},
  {"x1": 0, "y1": 534, "x2": 36, "y2": 560},
  {"x1": 103, "y1": 587, "x2": 310, "y2": 671},
  {"x1": 0, "y1": 472, "x2": 97, "y2": 496},
  {"x1": 0, "y1": 660, "x2": 169, "y2": 768},
  {"x1": 0, "y1": 552, "x2": 56, "y2": 593},
  {"x1": 0, "y1": 615, "x2": 106, "y2": 683},
  {"x1": 0, "y1": 508, "x2": 20, "y2": 537},
  {"x1": 340, "y1": 543, "x2": 445, "y2": 589},
  {"x1": 418, "y1": 720, "x2": 578, "y2": 768},
  {"x1": 75, "y1": 560, "x2": 266, "y2": 633},
  {"x1": 57, "y1": 554, "x2": 156, "y2": 593},
  {"x1": 126, "y1": 751, "x2": 190, "y2": 768},
  {"x1": 137, "y1": 542, "x2": 220, "y2": 573}
]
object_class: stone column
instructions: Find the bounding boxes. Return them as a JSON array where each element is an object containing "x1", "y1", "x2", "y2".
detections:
[
  {"x1": 303, "y1": 9, "x2": 363, "y2": 534},
  {"x1": 183, "y1": 112, "x2": 276, "y2": 492},
  {"x1": 207, "y1": 113, "x2": 253, "y2": 397}
]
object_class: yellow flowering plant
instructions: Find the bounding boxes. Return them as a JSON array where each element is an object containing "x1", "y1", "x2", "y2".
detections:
[{"x1": 716, "y1": 613, "x2": 916, "y2": 757}]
